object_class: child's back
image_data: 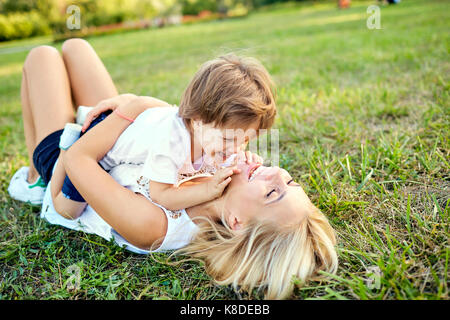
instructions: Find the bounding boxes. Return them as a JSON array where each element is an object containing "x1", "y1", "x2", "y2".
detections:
[{"x1": 100, "y1": 105, "x2": 215, "y2": 187}]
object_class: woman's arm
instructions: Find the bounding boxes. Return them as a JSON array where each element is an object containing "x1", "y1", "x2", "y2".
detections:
[
  {"x1": 64, "y1": 98, "x2": 169, "y2": 249},
  {"x1": 82, "y1": 94, "x2": 172, "y2": 131}
]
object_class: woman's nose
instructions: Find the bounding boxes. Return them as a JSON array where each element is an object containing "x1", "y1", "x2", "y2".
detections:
[{"x1": 263, "y1": 167, "x2": 283, "y2": 181}]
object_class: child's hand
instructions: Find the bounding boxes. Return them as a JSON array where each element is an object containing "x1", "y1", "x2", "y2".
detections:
[
  {"x1": 237, "y1": 150, "x2": 264, "y2": 164},
  {"x1": 246, "y1": 151, "x2": 263, "y2": 164},
  {"x1": 206, "y1": 166, "x2": 241, "y2": 200}
]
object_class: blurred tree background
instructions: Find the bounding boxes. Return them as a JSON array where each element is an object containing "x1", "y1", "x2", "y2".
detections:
[{"x1": 0, "y1": 0, "x2": 303, "y2": 41}]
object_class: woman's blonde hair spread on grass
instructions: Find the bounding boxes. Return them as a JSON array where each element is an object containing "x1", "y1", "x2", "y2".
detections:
[
  {"x1": 178, "y1": 52, "x2": 277, "y2": 131},
  {"x1": 171, "y1": 205, "x2": 338, "y2": 300}
]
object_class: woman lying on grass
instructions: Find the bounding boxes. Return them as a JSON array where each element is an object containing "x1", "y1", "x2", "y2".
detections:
[{"x1": 8, "y1": 38, "x2": 338, "y2": 299}]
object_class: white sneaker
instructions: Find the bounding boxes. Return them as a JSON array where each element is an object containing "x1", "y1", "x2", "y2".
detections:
[{"x1": 8, "y1": 166, "x2": 46, "y2": 206}]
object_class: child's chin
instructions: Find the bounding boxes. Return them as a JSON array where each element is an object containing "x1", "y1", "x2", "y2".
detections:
[
  {"x1": 210, "y1": 151, "x2": 226, "y2": 162},
  {"x1": 236, "y1": 161, "x2": 250, "y2": 173}
]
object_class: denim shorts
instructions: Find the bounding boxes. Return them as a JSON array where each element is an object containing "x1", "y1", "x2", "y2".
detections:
[
  {"x1": 33, "y1": 129, "x2": 64, "y2": 186},
  {"x1": 33, "y1": 110, "x2": 111, "y2": 202}
]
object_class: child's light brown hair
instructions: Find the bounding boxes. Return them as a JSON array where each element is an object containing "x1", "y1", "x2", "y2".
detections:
[{"x1": 178, "y1": 53, "x2": 277, "y2": 132}]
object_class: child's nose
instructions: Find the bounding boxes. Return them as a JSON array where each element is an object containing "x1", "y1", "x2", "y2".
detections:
[{"x1": 226, "y1": 143, "x2": 243, "y2": 154}]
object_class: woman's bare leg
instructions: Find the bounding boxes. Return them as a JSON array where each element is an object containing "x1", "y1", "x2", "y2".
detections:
[
  {"x1": 21, "y1": 45, "x2": 74, "y2": 184},
  {"x1": 51, "y1": 38, "x2": 119, "y2": 219},
  {"x1": 61, "y1": 38, "x2": 118, "y2": 107},
  {"x1": 21, "y1": 40, "x2": 118, "y2": 219},
  {"x1": 21, "y1": 72, "x2": 39, "y2": 183}
]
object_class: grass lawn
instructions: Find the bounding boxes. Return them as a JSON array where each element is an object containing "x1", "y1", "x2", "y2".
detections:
[{"x1": 0, "y1": 0, "x2": 448, "y2": 300}]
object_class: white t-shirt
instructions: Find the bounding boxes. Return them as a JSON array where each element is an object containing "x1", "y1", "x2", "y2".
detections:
[
  {"x1": 40, "y1": 165, "x2": 200, "y2": 254},
  {"x1": 40, "y1": 106, "x2": 216, "y2": 253},
  {"x1": 99, "y1": 106, "x2": 215, "y2": 185},
  {"x1": 99, "y1": 106, "x2": 186, "y2": 184}
]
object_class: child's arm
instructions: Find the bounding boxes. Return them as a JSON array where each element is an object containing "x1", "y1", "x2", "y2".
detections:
[{"x1": 149, "y1": 166, "x2": 240, "y2": 211}]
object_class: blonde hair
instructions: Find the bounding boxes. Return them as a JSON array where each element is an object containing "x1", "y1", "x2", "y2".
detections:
[
  {"x1": 178, "y1": 53, "x2": 277, "y2": 132},
  {"x1": 173, "y1": 206, "x2": 338, "y2": 299}
]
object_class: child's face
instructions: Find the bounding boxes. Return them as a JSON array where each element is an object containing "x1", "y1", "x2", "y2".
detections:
[{"x1": 192, "y1": 120, "x2": 259, "y2": 165}]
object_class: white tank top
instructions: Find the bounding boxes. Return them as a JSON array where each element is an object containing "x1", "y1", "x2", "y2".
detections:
[{"x1": 40, "y1": 162, "x2": 200, "y2": 254}]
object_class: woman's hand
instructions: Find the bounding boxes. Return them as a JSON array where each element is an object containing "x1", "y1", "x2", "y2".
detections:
[
  {"x1": 81, "y1": 94, "x2": 173, "y2": 132},
  {"x1": 81, "y1": 94, "x2": 138, "y2": 132}
]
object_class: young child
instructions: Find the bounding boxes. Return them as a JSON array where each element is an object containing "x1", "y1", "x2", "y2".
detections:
[{"x1": 52, "y1": 53, "x2": 277, "y2": 218}]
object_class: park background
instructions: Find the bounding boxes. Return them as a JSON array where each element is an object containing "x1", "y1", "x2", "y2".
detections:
[{"x1": 0, "y1": 0, "x2": 448, "y2": 299}]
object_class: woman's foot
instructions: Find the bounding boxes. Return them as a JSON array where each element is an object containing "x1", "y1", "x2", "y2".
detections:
[{"x1": 8, "y1": 166, "x2": 46, "y2": 206}]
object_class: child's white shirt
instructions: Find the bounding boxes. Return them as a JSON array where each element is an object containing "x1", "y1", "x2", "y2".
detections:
[
  {"x1": 99, "y1": 106, "x2": 215, "y2": 186},
  {"x1": 40, "y1": 106, "x2": 216, "y2": 255}
]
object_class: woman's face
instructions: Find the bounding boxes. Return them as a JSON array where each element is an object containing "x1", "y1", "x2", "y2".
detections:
[{"x1": 222, "y1": 153, "x2": 314, "y2": 230}]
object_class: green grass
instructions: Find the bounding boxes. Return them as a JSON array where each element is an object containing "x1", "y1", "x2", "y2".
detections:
[{"x1": 0, "y1": 0, "x2": 448, "y2": 300}]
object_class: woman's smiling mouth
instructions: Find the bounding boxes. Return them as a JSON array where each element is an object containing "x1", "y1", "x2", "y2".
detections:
[{"x1": 248, "y1": 163, "x2": 262, "y2": 181}]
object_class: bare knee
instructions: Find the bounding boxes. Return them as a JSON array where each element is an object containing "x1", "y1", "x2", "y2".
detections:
[
  {"x1": 62, "y1": 38, "x2": 92, "y2": 57},
  {"x1": 24, "y1": 45, "x2": 60, "y2": 70}
]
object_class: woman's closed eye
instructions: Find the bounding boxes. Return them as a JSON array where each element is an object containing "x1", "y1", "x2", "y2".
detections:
[
  {"x1": 266, "y1": 189, "x2": 276, "y2": 198},
  {"x1": 265, "y1": 177, "x2": 300, "y2": 200},
  {"x1": 287, "y1": 178, "x2": 301, "y2": 187},
  {"x1": 266, "y1": 179, "x2": 295, "y2": 197}
]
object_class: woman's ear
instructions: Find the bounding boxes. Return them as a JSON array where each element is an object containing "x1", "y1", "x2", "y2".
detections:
[
  {"x1": 221, "y1": 196, "x2": 243, "y2": 231},
  {"x1": 228, "y1": 214, "x2": 243, "y2": 231}
]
